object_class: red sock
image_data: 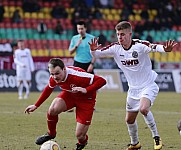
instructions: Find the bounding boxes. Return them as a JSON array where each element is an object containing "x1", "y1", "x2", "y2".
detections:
[
  {"x1": 78, "y1": 135, "x2": 88, "y2": 145},
  {"x1": 47, "y1": 112, "x2": 58, "y2": 137}
]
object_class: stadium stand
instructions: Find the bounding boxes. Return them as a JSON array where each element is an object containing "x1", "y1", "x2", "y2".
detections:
[{"x1": 0, "y1": 0, "x2": 180, "y2": 62}]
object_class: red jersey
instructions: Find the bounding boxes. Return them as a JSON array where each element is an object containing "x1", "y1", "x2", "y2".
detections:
[{"x1": 35, "y1": 66, "x2": 106, "y2": 107}]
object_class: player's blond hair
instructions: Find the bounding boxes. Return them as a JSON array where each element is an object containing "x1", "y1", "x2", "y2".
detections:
[{"x1": 115, "y1": 21, "x2": 132, "y2": 32}]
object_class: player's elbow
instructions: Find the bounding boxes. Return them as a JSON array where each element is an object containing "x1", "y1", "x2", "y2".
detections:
[
  {"x1": 103, "y1": 78, "x2": 107, "y2": 86},
  {"x1": 100, "y1": 78, "x2": 107, "y2": 88}
]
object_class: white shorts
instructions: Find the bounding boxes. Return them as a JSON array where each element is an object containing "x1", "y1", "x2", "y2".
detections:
[
  {"x1": 126, "y1": 82, "x2": 159, "y2": 112},
  {"x1": 16, "y1": 68, "x2": 32, "y2": 81}
]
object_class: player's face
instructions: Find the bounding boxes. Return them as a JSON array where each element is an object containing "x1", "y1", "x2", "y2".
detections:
[
  {"x1": 77, "y1": 25, "x2": 86, "y2": 36},
  {"x1": 18, "y1": 41, "x2": 25, "y2": 50},
  {"x1": 116, "y1": 29, "x2": 132, "y2": 46},
  {"x1": 49, "y1": 66, "x2": 66, "y2": 83}
]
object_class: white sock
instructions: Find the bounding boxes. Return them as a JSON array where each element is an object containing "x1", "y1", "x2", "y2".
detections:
[
  {"x1": 18, "y1": 83, "x2": 23, "y2": 97},
  {"x1": 127, "y1": 121, "x2": 139, "y2": 145},
  {"x1": 143, "y1": 111, "x2": 159, "y2": 137},
  {"x1": 23, "y1": 81, "x2": 30, "y2": 96}
]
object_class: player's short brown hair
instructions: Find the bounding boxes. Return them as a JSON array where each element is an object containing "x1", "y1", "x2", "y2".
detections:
[
  {"x1": 115, "y1": 21, "x2": 132, "y2": 31},
  {"x1": 48, "y1": 58, "x2": 65, "y2": 70}
]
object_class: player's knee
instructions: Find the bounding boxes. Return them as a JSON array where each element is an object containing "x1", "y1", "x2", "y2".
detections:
[
  {"x1": 76, "y1": 131, "x2": 86, "y2": 141},
  {"x1": 125, "y1": 117, "x2": 135, "y2": 124},
  {"x1": 76, "y1": 131, "x2": 83, "y2": 139},
  {"x1": 48, "y1": 107, "x2": 59, "y2": 116},
  {"x1": 139, "y1": 107, "x2": 149, "y2": 116}
]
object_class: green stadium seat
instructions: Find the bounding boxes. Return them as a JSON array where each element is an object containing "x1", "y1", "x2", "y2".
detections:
[
  {"x1": 13, "y1": 33, "x2": 20, "y2": 40},
  {"x1": 59, "y1": 33, "x2": 67, "y2": 40},
  {"x1": 33, "y1": 33, "x2": 40, "y2": 39},
  {"x1": 54, "y1": 34, "x2": 60, "y2": 40},
  {"x1": 46, "y1": 33, "x2": 54, "y2": 40}
]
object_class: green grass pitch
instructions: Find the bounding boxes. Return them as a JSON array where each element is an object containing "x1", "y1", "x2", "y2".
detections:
[{"x1": 0, "y1": 92, "x2": 181, "y2": 150}]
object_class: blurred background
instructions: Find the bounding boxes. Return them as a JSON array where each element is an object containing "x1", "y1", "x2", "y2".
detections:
[{"x1": 0, "y1": 0, "x2": 181, "y2": 92}]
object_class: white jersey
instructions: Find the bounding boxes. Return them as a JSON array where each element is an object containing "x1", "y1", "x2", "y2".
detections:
[
  {"x1": 92, "y1": 39, "x2": 165, "y2": 89},
  {"x1": 14, "y1": 48, "x2": 34, "y2": 72}
]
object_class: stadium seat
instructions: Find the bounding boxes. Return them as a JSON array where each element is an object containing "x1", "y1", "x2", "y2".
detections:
[
  {"x1": 102, "y1": 9, "x2": 110, "y2": 15},
  {"x1": 31, "y1": 13, "x2": 38, "y2": 19},
  {"x1": 37, "y1": 12, "x2": 44, "y2": 19},
  {"x1": 31, "y1": 49, "x2": 38, "y2": 56},
  {"x1": 44, "y1": 13, "x2": 52, "y2": 19},
  {"x1": 153, "y1": 52, "x2": 161, "y2": 62},
  {"x1": 42, "y1": 7, "x2": 52, "y2": 14},
  {"x1": 9, "y1": 6, "x2": 16, "y2": 14},
  {"x1": 51, "y1": 49, "x2": 58, "y2": 56},
  {"x1": 33, "y1": 33, "x2": 40, "y2": 40},
  {"x1": 56, "y1": 49, "x2": 64, "y2": 56},
  {"x1": 160, "y1": 53, "x2": 168, "y2": 62},
  {"x1": 24, "y1": 12, "x2": 31, "y2": 19},
  {"x1": 61, "y1": 40, "x2": 70, "y2": 50}
]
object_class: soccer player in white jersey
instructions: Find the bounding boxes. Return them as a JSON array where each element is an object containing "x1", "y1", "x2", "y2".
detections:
[
  {"x1": 14, "y1": 40, "x2": 34, "y2": 99},
  {"x1": 88, "y1": 21, "x2": 177, "y2": 150}
]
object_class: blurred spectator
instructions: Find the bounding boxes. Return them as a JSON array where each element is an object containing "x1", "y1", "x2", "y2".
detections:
[
  {"x1": 172, "y1": 1, "x2": 181, "y2": 26},
  {"x1": 12, "y1": 9, "x2": 23, "y2": 23},
  {"x1": 72, "y1": 5, "x2": 89, "y2": 20},
  {"x1": 71, "y1": 14, "x2": 80, "y2": 35},
  {"x1": 54, "y1": 20, "x2": 64, "y2": 35},
  {"x1": 71, "y1": 0, "x2": 85, "y2": 7},
  {"x1": 93, "y1": 0, "x2": 101, "y2": 8},
  {"x1": 109, "y1": 33, "x2": 117, "y2": 43},
  {"x1": 140, "y1": 7, "x2": 149, "y2": 21},
  {"x1": 92, "y1": 8, "x2": 103, "y2": 19},
  {"x1": 84, "y1": 0, "x2": 94, "y2": 8},
  {"x1": 42, "y1": 0, "x2": 56, "y2": 1},
  {"x1": 0, "y1": 2, "x2": 5, "y2": 22},
  {"x1": 134, "y1": 21, "x2": 145, "y2": 34},
  {"x1": 133, "y1": 32, "x2": 140, "y2": 39},
  {"x1": 98, "y1": 31, "x2": 107, "y2": 46},
  {"x1": 99, "y1": 0, "x2": 109, "y2": 8},
  {"x1": 120, "y1": 5, "x2": 132, "y2": 20},
  {"x1": 71, "y1": 4, "x2": 92, "y2": 35},
  {"x1": 22, "y1": 0, "x2": 40, "y2": 12},
  {"x1": 146, "y1": 32, "x2": 153, "y2": 43},
  {"x1": 151, "y1": 17, "x2": 162, "y2": 31},
  {"x1": 37, "y1": 20, "x2": 47, "y2": 34},
  {"x1": 51, "y1": 5, "x2": 68, "y2": 19}
]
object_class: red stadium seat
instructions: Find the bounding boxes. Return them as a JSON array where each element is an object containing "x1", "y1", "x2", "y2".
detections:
[
  {"x1": 18, "y1": 23, "x2": 24, "y2": 28},
  {"x1": 61, "y1": 40, "x2": 70, "y2": 50},
  {"x1": 12, "y1": 23, "x2": 18, "y2": 28},
  {"x1": 54, "y1": 40, "x2": 61, "y2": 49},
  {"x1": 0, "y1": 23, "x2": 5, "y2": 28},
  {"x1": 48, "y1": 40, "x2": 55, "y2": 49}
]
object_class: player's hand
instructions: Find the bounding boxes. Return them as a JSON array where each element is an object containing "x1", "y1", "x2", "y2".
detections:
[
  {"x1": 163, "y1": 40, "x2": 177, "y2": 52},
  {"x1": 24, "y1": 105, "x2": 37, "y2": 114},
  {"x1": 76, "y1": 38, "x2": 82, "y2": 47},
  {"x1": 88, "y1": 37, "x2": 102, "y2": 51},
  {"x1": 87, "y1": 64, "x2": 93, "y2": 73},
  {"x1": 72, "y1": 87, "x2": 87, "y2": 93}
]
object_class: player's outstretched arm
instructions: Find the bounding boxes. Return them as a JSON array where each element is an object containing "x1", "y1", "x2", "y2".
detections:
[
  {"x1": 88, "y1": 37, "x2": 102, "y2": 51},
  {"x1": 163, "y1": 40, "x2": 177, "y2": 52},
  {"x1": 24, "y1": 105, "x2": 37, "y2": 114}
]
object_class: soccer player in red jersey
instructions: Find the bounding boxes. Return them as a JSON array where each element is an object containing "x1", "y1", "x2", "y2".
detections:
[{"x1": 24, "y1": 58, "x2": 106, "y2": 150}]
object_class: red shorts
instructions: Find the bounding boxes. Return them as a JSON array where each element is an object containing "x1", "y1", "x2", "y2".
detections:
[{"x1": 57, "y1": 91, "x2": 96, "y2": 125}]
